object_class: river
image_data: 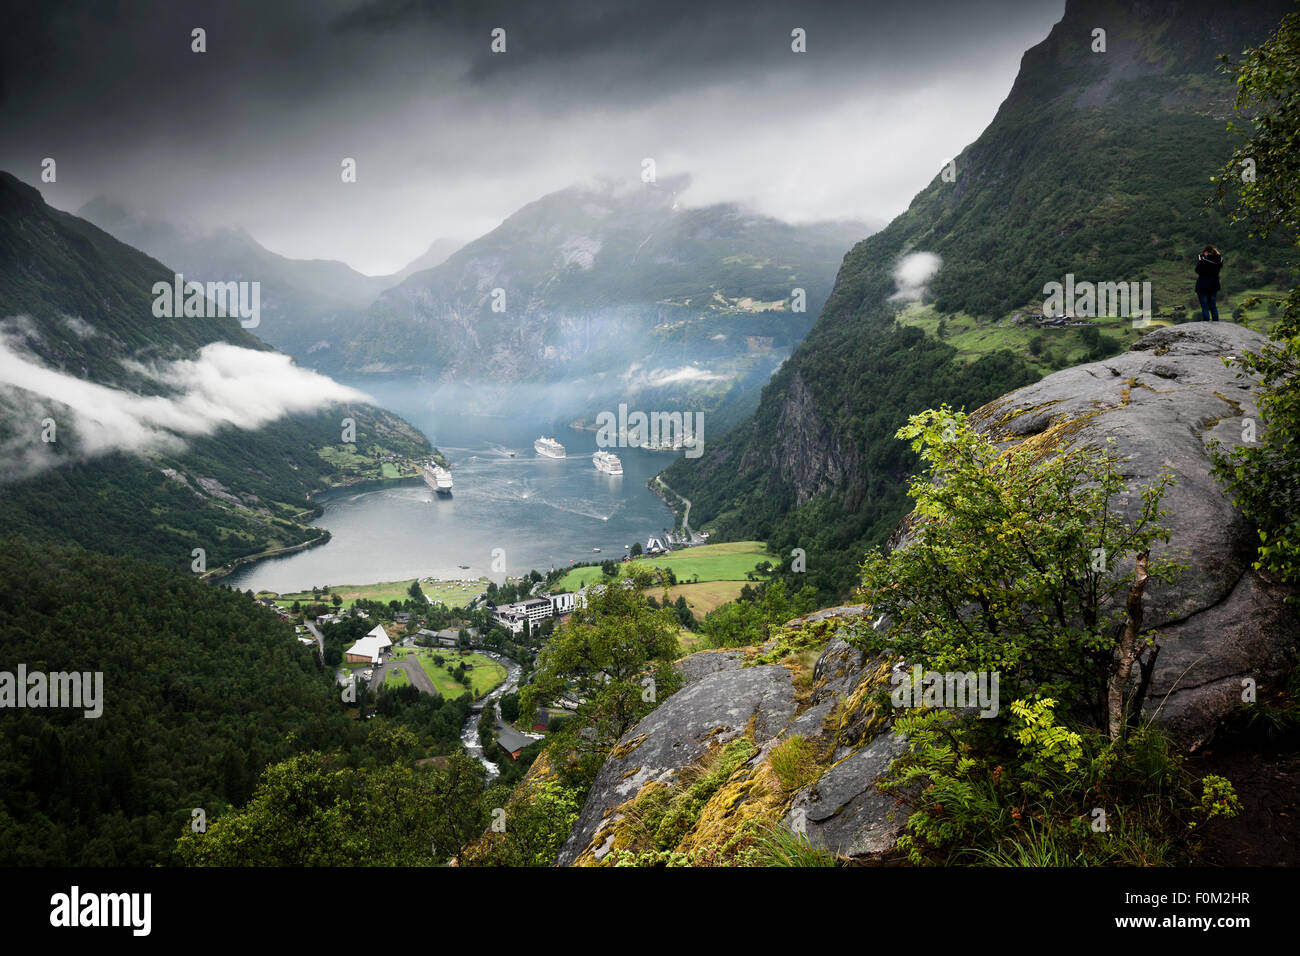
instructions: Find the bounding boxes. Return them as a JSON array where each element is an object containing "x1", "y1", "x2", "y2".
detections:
[{"x1": 226, "y1": 380, "x2": 678, "y2": 593}]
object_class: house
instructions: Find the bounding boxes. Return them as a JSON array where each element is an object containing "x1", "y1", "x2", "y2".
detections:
[
  {"x1": 345, "y1": 624, "x2": 393, "y2": 664},
  {"x1": 492, "y1": 609, "x2": 526, "y2": 635},
  {"x1": 434, "y1": 628, "x2": 460, "y2": 647},
  {"x1": 496, "y1": 726, "x2": 534, "y2": 761},
  {"x1": 394, "y1": 611, "x2": 413, "y2": 624}
]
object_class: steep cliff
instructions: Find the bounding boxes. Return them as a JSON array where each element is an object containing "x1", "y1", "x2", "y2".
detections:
[{"x1": 663, "y1": 0, "x2": 1299, "y2": 601}]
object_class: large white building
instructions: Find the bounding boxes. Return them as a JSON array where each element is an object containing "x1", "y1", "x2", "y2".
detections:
[
  {"x1": 345, "y1": 624, "x2": 393, "y2": 664},
  {"x1": 490, "y1": 593, "x2": 572, "y2": 634}
]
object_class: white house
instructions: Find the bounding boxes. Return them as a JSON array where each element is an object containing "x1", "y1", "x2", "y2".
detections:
[
  {"x1": 345, "y1": 624, "x2": 393, "y2": 664},
  {"x1": 489, "y1": 607, "x2": 525, "y2": 635}
]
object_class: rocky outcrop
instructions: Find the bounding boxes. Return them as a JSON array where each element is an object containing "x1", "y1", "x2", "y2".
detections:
[
  {"x1": 556, "y1": 664, "x2": 798, "y2": 866},
  {"x1": 557, "y1": 608, "x2": 908, "y2": 866},
  {"x1": 971, "y1": 322, "x2": 1297, "y2": 748},
  {"x1": 771, "y1": 370, "x2": 863, "y2": 507}
]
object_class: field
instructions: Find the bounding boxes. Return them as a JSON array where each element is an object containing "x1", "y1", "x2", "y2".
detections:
[
  {"x1": 268, "y1": 576, "x2": 487, "y2": 610},
  {"x1": 555, "y1": 540, "x2": 769, "y2": 592},
  {"x1": 386, "y1": 648, "x2": 505, "y2": 699},
  {"x1": 655, "y1": 580, "x2": 749, "y2": 617},
  {"x1": 676, "y1": 631, "x2": 708, "y2": 655},
  {"x1": 420, "y1": 578, "x2": 489, "y2": 606}
]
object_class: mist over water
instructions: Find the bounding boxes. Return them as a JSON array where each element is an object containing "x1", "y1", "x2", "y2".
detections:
[{"x1": 226, "y1": 379, "x2": 677, "y2": 593}]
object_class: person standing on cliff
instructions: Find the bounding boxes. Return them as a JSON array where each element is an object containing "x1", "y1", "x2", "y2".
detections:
[{"x1": 1195, "y1": 245, "x2": 1223, "y2": 321}]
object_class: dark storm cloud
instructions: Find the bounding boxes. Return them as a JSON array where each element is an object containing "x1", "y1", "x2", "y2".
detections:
[{"x1": 0, "y1": 0, "x2": 1066, "y2": 273}]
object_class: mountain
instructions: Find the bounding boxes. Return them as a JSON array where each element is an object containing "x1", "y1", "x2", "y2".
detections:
[
  {"x1": 0, "y1": 172, "x2": 437, "y2": 571},
  {"x1": 76, "y1": 197, "x2": 384, "y2": 356},
  {"x1": 329, "y1": 176, "x2": 868, "y2": 419},
  {"x1": 77, "y1": 198, "x2": 467, "y2": 362},
  {"x1": 389, "y1": 237, "x2": 466, "y2": 283},
  {"x1": 662, "y1": 0, "x2": 1300, "y2": 601}
]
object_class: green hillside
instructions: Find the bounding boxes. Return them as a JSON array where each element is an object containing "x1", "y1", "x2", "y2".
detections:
[
  {"x1": 663, "y1": 0, "x2": 1299, "y2": 602},
  {"x1": 0, "y1": 171, "x2": 437, "y2": 571},
  {"x1": 0, "y1": 538, "x2": 350, "y2": 865}
]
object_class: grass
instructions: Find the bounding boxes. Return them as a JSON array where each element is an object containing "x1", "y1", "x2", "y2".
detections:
[
  {"x1": 419, "y1": 577, "x2": 488, "y2": 607},
  {"x1": 415, "y1": 650, "x2": 506, "y2": 699},
  {"x1": 384, "y1": 667, "x2": 409, "y2": 689},
  {"x1": 270, "y1": 576, "x2": 486, "y2": 610},
  {"x1": 277, "y1": 580, "x2": 416, "y2": 608},
  {"x1": 896, "y1": 302, "x2": 1152, "y2": 377},
  {"x1": 555, "y1": 541, "x2": 769, "y2": 592},
  {"x1": 747, "y1": 824, "x2": 838, "y2": 867},
  {"x1": 897, "y1": 288, "x2": 1291, "y2": 380},
  {"x1": 676, "y1": 631, "x2": 708, "y2": 655},
  {"x1": 769, "y1": 735, "x2": 821, "y2": 792},
  {"x1": 652, "y1": 580, "x2": 748, "y2": 617}
]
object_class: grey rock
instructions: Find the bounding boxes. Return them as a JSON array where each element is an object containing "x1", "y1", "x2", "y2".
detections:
[
  {"x1": 969, "y1": 322, "x2": 1298, "y2": 747},
  {"x1": 675, "y1": 649, "x2": 745, "y2": 684},
  {"x1": 786, "y1": 732, "x2": 910, "y2": 859},
  {"x1": 556, "y1": 664, "x2": 797, "y2": 865},
  {"x1": 786, "y1": 698, "x2": 836, "y2": 741}
]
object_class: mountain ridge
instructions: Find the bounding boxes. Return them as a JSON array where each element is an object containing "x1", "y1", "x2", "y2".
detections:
[{"x1": 663, "y1": 0, "x2": 1299, "y2": 601}]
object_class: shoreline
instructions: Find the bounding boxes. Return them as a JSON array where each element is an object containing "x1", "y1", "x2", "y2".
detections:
[
  {"x1": 205, "y1": 470, "x2": 426, "y2": 585},
  {"x1": 202, "y1": 531, "x2": 332, "y2": 584}
]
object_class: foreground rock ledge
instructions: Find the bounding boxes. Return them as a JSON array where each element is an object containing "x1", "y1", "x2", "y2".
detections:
[
  {"x1": 555, "y1": 323, "x2": 1298, "y2": 865},
  {"x1": 971, "y1": 322, "x2": 1297, "y2": 749}
]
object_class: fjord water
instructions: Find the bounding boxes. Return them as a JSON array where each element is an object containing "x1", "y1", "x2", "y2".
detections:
[{"x1": 226, "y1": 379, "x2": 676, "y2": 593}]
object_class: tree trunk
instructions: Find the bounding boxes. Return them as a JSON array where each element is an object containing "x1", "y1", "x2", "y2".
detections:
[{"x1": 1108, "y1": 550, "x2": 1149, "y2": 740}]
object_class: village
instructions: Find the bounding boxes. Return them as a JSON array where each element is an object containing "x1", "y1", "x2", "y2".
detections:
[{"x1": 242, "y1": 531, "x2": 755, "y2": 765}]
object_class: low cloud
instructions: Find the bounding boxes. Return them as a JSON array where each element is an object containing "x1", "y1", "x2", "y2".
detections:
[
  {"x1": 624, "y1": 364, "x2": 730, "y2": 390},
  {"x1": 889, "y1": 251, "x2": 943, "y2": 303},
  {"x1": 0, "y1": 334, "x2": 370, "y2": 480}
]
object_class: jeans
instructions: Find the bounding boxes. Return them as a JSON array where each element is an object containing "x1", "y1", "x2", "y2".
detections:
[{"x1": 1198, "y1": 293, "x2": 1219, "y2": 321}]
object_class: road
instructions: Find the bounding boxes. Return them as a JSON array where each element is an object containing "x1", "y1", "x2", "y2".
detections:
[
  {"x1": 655, "y1": 477, "x2": 704, "y2": 543},
  {"x1": 376, "y1": 655, "x2": 437, "y2": 695},
  {"x1": 304, "y1": 619, "x2": 325, "y2": 656}
]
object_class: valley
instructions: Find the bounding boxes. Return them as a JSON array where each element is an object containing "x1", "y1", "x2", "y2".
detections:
[{"x1": 1, "y1": 0, "x2": 1298, "y2": 903}]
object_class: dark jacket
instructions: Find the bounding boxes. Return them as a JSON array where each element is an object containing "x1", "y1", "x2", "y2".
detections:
[{"x1": 1195, "y1": 253, "x2": 1223, "y2": 294}]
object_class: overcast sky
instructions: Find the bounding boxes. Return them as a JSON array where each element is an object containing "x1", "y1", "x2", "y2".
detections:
[{"x1": 0, "y1": 0, "x2": 1066, "y2": 275}]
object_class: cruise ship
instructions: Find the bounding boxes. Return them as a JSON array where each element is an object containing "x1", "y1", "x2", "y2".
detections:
[
  {"x1": 423, "y1": 462, "x2": 453, "y2": 496},
  {"x1": 593, "y1": 450, "x2": 623, "y2": 476},
  {"x1": 534, "y1": 436, "x2": 566, "y2": 459}
]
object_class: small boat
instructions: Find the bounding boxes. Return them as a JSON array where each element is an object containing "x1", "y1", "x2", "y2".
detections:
[
  {"x1": 593, "y1": 548, "x2": 601, "y2": 553},
  {"x1": 458, "y1": 564, "x2": 470, "y2": 569}
]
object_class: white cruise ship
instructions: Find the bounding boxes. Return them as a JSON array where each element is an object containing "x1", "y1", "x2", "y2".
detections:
[
  {"x1": 593, "y1": 450, "x2": 623, "y2": 476},
  {"x1": 423, "y1": 462, "x2": 453, "y2": 496},
  {"x1": 534, "y1": 436, "x2": 566, "y2": 459}
]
